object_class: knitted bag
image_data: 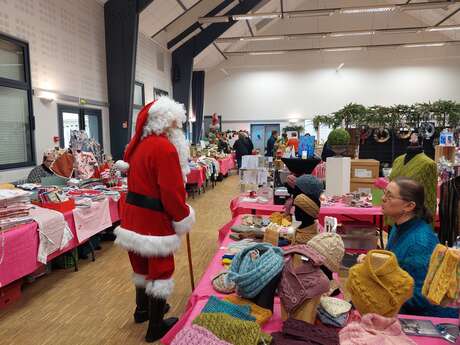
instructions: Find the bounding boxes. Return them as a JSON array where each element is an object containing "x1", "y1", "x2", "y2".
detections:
[
  {"x1": 171, "y1": 325, "x2": 232, "y2": 345},
  {"x1": 224, "y1": 295, "x2": 273, "y2": 326},
  {"x1": 227, "y1": 243, "x2": 284, "y2": 298},
  {"x1": 202, "y1": 296, "x2": 256, "y2": 321},
  {"x1": 193, "y1": 313, "x2": 272, "y2": 345},
  {"x1": 346, "y1": 250, "x2": 414, "y2": 317}
]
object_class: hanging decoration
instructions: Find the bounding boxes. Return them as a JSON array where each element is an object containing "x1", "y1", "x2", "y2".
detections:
[{"x1": 373, "y1": 127, "x2": 391, "y2": 143}]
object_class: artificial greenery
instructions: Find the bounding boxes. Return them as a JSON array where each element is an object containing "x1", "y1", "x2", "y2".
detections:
[
  {"x1": 283, "y1": 125, "x2": 304, "y2": 134},
  {"x1": 313, "y1": 100, "x2": 460, "y2": 129},
  {"x1": 327, "y1": 128, "x2": 351, "y2": 146}
]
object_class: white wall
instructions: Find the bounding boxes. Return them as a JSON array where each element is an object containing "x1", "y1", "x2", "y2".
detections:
[
  {"x1": 204, "y1": 47, "x2": 460, "y2": 132},
  {"x1": 0, "y1": 0, "x2": 108, "y2": 183},
  {"x1": 136, "y1": 33, "x2": 172, "y2": 103}
]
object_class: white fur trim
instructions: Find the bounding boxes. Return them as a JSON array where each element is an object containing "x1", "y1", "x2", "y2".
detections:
[
  {"x1": 173, "y1": 205, "x2": 195, "y2": 236},
  {"x1": 114, "y1": 226, "x2": 181, "y2": 257},
  {"x1": 115, "y1": 160, "x2": 129, "y2": 173},
  {"x1": 145, "y1": 279, "x2": 174, "y2": 299},
  {"x1": 132, "y1": 273, "x2": 147, "y2": 287},
  {"x1": 142, "y1": 97, "x2": 186, "y2": 138}
]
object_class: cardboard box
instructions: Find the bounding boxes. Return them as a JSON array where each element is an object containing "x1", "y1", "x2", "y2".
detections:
[
  {"x1": 350, "y1": 178, "x2": 376, "y2": 195},
  {"x1": 351, "y1": 159, "x2": 379, "y2": 179}
]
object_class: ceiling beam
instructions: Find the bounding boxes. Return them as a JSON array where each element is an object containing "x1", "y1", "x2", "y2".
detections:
[
  {"x1": 199, "y1": 0, "x2": 459, "y2": 22},
  {"x1": 215, "y1": 24, "x2": 460, "y2": 43},
  {"x1": 136, "y1": 0, "x2": 154, "y2": 13},
  {"x1": 435, "y1": 6, "x2": 460, "y2": 26},
  {"x1": 224, "y1": 40, "x2": 460, "y2": 56}
]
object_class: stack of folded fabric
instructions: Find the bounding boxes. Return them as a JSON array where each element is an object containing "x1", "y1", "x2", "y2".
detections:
[
  {"x1": 170, "y1": 295, "x2": 272, "y2": 345},
  {"x1": 422, "y1": 243, "x2": 460, "y2": 306},
  {"x1": 317, "y1": 297, "x2": 351, "y2": 328},
  {"x1": 0, "y1": 189, "x2": 33, "y2": 230},
  {"x1": 271, "y1": 318, "x2": 340, "y2": 345},
  {"x1": 230, "y1": 224, "x2": 264, "y2": 241}
]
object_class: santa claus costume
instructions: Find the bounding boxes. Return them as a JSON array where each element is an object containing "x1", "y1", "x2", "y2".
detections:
[{"x1": 114, "y1": 97, "x2": 195, "y2": 342}]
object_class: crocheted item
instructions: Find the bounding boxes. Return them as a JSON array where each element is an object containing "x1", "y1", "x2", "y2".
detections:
[
  {"x1": 317, "y1": 305, "x2": 349, "y2": 328},
  {"x1": 227, "y1": 243, "x2": 284, "y2": 298},
  {"x1": 320, "y1": 297, "x2": 352, "y2": 318},
  {"x1": 193, "y1": 313, "x2": 272, "y2": 345},
  {"x1": 294, "y1": 223, "x2": 318, "y2": 245},
  {"x1": 425, "y1": 247, "x2": 460, "y2": 305},
  {"x1": 279, "y1": 245, "x2": 330, "y2": 313},
  {"x1": 224, "y1": 295, "x2": 273, "y2": 326},
  {"x1": 171, "y1": 325, "x2": 232, "y2": 345},
  {"x1": 294, "y1": 194, "x2": 320, "y2": 218},
  {"x1": 346, "y1": 250, "x2": 414, "y2": 317},
  {"x1": 202, "y1": 296, "x2": 256, "y2": 321},
  {"x1": 422, "y1": 244, "x2": 448, "y2": 298},
  {"x1": 339, "y1": 313, "x2": 416, "y2": 345},
  {"x1": 295, "y1": 174, "x2": 324, "y2": 200},
  {"x1": 212, "y1": 271, "x2": 236, "y2": 294},
  {"x1": 306, "y1": 232, "x2": 345, "y2": 272},
  {"x1": 389, "y1": 153, "x2": 437, "y2": 225},
  {"x1": 271, "y1": 317, "x2": 340, "y2": 345}
]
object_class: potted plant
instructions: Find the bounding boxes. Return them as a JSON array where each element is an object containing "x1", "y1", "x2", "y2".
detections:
[{"x1": 327, "y1": 128, "x2": 351, "y2": 156}]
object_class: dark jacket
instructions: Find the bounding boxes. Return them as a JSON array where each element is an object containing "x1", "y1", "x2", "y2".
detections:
[
  {"x1": 233, "y1": 139, "x2": 251, "y2": 159},
  {"x1": 321, "y1": 141, "x2": 335, "y2": 161},
  {"x1": 266, "y1": 136, "x2": 276, "y2": 157}
]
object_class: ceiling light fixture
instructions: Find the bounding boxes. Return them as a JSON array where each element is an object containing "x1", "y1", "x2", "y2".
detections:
[
  {"x1": 403, "y1": 42, "x2": 446, "y2": 48},
  {"x1": 323, "y1": 47, "x2": 364, "y2": 52},
  {"x1": 248, "y1": 51, "x2": 286, "y2": 55},
  {"x1": 337, "y1": 63, "x2": 345, "y2": 71},
  {"x1": 239, "y1": 36, "x2": 285, "y2": 41},
  {"x1": 426, "y1": 25, "x2": 460, "y2": 32},
  {"x1": 198, "y1": 16, "x2": 229, "y2": 24},
  {"x1": 339, "y1": 6, "x2": 396, "y2": 14},
  {"x1": 286, "y1": 9, "x2": 334, "y2": 18},
  {"x1": 232, "y1": 13, "x2": 281, "y2": 20},
  {"x1": 329, "y1": 31, "x2": 375, "y2": 37}
]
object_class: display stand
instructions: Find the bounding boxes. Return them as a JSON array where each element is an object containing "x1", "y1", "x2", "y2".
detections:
[{"x1": 326, "y1": 157, "x2": 351, "y2": 196}]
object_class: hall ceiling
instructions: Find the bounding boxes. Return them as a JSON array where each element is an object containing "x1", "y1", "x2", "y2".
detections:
[{"x1": 136, "y1": 0, "x2": 460, "y2": 71}]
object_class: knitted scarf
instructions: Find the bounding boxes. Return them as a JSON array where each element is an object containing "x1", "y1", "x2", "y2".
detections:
[
  {"x1": 294, "y1": 194, "x2": 319, "y2": 218},
  {"x1": 227, "y1": 243, "x2": 284, "y2": 298},
  {"x1": 294, "y1": 223, "x2": 318, "y2": 245}
]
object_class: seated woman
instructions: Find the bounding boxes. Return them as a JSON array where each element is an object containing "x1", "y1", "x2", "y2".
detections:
[
  {"x1": 27, "y1": 150, "x2": 56, "y2": 183},
  {"x1": 382, "y1": 177, "x2": 458, "y2": 318}
]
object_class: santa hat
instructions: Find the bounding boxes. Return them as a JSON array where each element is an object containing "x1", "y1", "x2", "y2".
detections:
[{"x1": 115, "y1": 96, "x2": 187, "y2": 172}]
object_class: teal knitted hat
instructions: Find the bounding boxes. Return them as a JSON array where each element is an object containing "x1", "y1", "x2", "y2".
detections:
[
  {"x1": 202, "y1": 296, "x2": 256, "y2": 321},
  {"x1": 227, "y1": 243, "x2": 284, "y2": 298}
]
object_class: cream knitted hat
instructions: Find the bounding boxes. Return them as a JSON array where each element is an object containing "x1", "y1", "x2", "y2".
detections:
[{"x1": 306, "y1": 232, "x2": 345, "y2": 272}]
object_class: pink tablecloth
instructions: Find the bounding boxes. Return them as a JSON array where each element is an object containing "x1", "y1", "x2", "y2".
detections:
[
  {"x1": 162, "y1": 214, "x2": 457, "y2": 345},
  {"x1": 186, "y1": 167, "x2": 205, "y2": 188},
  {"x1": 0, "y1": 198, "x2": 120, "y2": 288},
  {"x1": 218, "y1": 156, "x2": 235, "y2": 176}
]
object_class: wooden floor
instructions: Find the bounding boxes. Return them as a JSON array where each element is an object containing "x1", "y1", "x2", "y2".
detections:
[{"x1": 0, "y1": 174, "x2": 241, "y2": 345}]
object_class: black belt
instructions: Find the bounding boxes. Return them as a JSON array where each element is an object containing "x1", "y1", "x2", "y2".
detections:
[{"x1": 126, "y1": 192, "x2": 164, "y2": 212}]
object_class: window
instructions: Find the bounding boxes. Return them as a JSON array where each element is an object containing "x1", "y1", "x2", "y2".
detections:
[
  {"x1": 0, "y1": 33, "x2": 34, "y2": 170},
  {"x1": 131, "y1": 81, "x2": 145, "y2": 137},
  {"x1": 58, "y1": 105, "x2": 102, "y2": 148}
]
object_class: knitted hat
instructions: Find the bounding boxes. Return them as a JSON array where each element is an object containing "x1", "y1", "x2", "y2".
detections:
[
  {"x1": 202, "y1": 296, "x2": 256, "y2": 322},
  {"x1": 171, "y1": 325, "x2": 232, "y2": 345},
  {"x1": 193, "y1": 313, "x2": 272, "y2": 345},
  {"x1": 339, "y1": 313, "x2": 416, "y2": 345},
  {"x1": 306, "y1": 232, "x2": 345, "y2": 273},
  {"x1": 346, "y1": 250, "x2": 414, "y2": 317},
  {"x1": 227, "y1": 243, "x2": 284, "y2": 298},
  {"x1": 212, "y1": 271, "x2": 236, "y2": 294},
  {"x1": 295, "y1": 174, "x2": 324, "y2": 200},
  {"x1": 224, "y1": 295, "x2": 273, "y2": 326}
]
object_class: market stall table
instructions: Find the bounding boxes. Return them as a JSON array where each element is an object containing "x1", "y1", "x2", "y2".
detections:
[
  {"x1": 161, "y1": 214, "x2": 457, "y2": 345},
  {"x1": 0, "y1": 198, "x2": 120, "y2": 288},
  {"x1": 186, "y1": 167, "x2": 206, "y2": 198},
  {"x1": 218, "y1": 156, "x2": 235, "y2": 176}
]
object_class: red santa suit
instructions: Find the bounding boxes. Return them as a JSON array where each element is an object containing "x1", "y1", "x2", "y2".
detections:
[{"x1": 114, "y1": 97, "x2": 194, "y2": 299}]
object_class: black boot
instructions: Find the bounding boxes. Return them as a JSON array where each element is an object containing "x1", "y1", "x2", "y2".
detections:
[
  {"x1": 134, "y1": 288, "x2": 170, "y2": 323},
  {"x1": 145, "y1": 297, "x2": 178, "y2": 343}
]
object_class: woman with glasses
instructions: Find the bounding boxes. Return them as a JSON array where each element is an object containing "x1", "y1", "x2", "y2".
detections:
[{"x1": 379, "y1": 177, "x2": 458, "y2": 317}]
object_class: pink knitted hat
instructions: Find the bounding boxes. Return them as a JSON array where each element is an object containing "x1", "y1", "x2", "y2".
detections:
[
  {"x1": 339, "y1": 313, "x2": 416, "y2": 345},
  {"x1": 171, "y1": 325, "x2": 232, "y2": 345}
]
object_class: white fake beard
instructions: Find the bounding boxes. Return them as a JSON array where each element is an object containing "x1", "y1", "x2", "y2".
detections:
[{"x1": 167, "y1": 128, "x2": 191, "y2": 182}]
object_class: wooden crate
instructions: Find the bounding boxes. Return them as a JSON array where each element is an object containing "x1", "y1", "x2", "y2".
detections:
[{"x1": 350, "y1": 159, "x2": 379, "y2": 179}]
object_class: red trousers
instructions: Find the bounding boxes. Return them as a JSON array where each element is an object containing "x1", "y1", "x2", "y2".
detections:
[{"x1": 128, "y1": 252, "x2": 175, "y2": 281}]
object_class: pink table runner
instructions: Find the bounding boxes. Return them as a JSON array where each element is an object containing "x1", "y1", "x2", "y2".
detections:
[
  {"x1": 186, "y1": 167, "x2": 205, "y2": 188},
  {"x1": 73, "y1": 199, "x2": 112, "y2": 242},
  {"x1": 0, "y1": 198, "x2": 120, "y2": 287},
  {"x1": 218, "y1": 156, "x2": 235, "y2": 176},
  {"x1": 162, "y1": 214, "x2": 457, "y2": 345}
]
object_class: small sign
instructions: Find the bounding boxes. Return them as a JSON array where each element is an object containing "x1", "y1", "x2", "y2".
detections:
[{"x1": 355, "y1": 168, "x2": 372, "y2": 178}]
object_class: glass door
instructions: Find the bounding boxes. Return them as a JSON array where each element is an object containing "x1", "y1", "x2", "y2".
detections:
[{"x1": 58, "y1": 105, "x2": 102, "y2": 148}]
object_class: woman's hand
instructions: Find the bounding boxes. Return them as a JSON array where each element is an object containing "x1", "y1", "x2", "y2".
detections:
[{"x1": 284, "y1": 197, "x2": 293, "y2": 215}]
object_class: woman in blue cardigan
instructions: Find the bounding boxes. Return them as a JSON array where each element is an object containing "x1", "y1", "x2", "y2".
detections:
[{"x1": 382, "y1": 177, "x2": 458, "y2": 318}]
